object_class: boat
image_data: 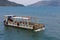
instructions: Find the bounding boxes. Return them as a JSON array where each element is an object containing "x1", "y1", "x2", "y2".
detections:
[{"x1": 3, "y1": 15, "x2": 45, "y2": 32}]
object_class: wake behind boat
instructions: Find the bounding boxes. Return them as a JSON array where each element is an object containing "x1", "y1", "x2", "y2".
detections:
[{"x1": 3, "y1": 15, "x2": 45, "y2": 32}]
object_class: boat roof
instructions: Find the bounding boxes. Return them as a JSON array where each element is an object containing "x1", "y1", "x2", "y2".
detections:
[
  {"x1": 12, "y1": 16, "x2": 30, "y2": 20},
  {"x1": 4, "y1": 15, "x2": 15, "y2": 17}
]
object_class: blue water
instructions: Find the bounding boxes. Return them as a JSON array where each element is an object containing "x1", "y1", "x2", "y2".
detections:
[{"x1": 0, "y1": 6, "x2": 60, "y2": 40}]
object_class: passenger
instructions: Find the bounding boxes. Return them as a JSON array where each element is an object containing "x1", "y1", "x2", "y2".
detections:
[
  {"x1": 9, "y1": 18, "x2": 13, "y2": 22},
  {"x1": 17, "y1": 22, "x2": 19, "y2": 26},
  {"x1": 8, "y1": 16, "x2": 13, "y2": 22}
]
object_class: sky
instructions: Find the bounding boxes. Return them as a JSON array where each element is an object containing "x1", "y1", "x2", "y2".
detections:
[{"x1": 8, "y1": 0, "x2": 50, "y2": 6}]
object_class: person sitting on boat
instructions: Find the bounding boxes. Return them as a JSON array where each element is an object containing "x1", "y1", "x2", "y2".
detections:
[
  {"x1": 17, "y1": 22, "x2": 19, "y2": 26},
  {"x1": 8, "y1": 16, "x2": 13, "y2": 22}
]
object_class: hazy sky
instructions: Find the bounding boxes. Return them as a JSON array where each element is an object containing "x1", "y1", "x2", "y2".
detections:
[{"x1": 8, "y1": 0, "x2": 50, "y2": 6}]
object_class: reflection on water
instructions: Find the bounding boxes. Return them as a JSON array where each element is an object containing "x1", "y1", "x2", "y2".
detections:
[
  {"x1": 4, "y1": 26, "x2": 60, "y2": 40},
  {"x1": 4, "y1": 26, "x2": 45, "y2": 40}
]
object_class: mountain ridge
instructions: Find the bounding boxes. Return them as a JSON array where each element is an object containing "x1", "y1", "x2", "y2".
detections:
[
  {"x1": 29, "y1": 0, "x2": 60, "y2": 6},
  {"x1": 0, "y1": 0, "x2": 24, "y2": 6}
]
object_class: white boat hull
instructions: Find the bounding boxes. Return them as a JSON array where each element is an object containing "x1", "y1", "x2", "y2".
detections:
[{"x1": 34, "y1": 28, "x2": 45, "y2": 32}]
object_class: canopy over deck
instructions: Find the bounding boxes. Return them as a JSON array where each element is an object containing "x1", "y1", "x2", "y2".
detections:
[{"x1": 12, "y1": 16, "x2": 30, "y2": 20}]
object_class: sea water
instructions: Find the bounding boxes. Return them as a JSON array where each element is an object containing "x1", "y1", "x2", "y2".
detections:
[{"x1": 0, "y1": 6, "x2": 60, "y2": 40}]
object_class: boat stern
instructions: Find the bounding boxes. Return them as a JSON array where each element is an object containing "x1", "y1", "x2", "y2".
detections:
[{"x1": 33, "y1": 24, "x2": 45, "y2": 32}]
